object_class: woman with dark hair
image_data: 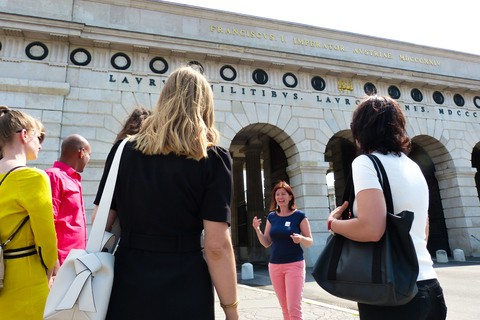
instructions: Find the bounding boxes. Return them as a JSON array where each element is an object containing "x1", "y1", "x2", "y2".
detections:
[
  {"x1": 252, "y1": 180, "x2": 313, "y2": 320},
  {"x1": 114, "y1": 106, "x2": 152, "y2": 143},
  {"x1": 328, "y1": 96, "x2": 447, "y2": 319}
]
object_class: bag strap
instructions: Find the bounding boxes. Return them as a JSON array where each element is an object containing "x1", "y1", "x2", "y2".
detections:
[
  {"x1": 86, "y1": 139, "x2": 128, "y2": 253},
  {"x1": 1, "y1": 166, "x2": 28, "y2": 248},
  {"x1": 329, "y1": 154, "x2": 396, "y2": 284},
  {"x1": 341, "y1": 171, "x2": 355, "y2": 220},
  {"x1": 365, "y1": 154, "x2": 394, "y2": 214},
  {"x1": 0, "y1": 166, "x2": 25, "y2": 186},
  {"x1": 1, "y1": 216, "x2": 30, "y2": 248}
]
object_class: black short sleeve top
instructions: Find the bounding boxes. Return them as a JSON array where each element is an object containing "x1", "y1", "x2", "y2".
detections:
[{"x1": 94, "y1": 140, "x2": 233, "y2": 237}]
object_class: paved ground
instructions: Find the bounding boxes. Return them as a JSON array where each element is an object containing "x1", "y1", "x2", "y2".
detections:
[
  {"x1": 213, "y1": 257, "x2": 480, "y2": 319},
  {"x1": 215, "y1": 284, "x2": 360, "y2": 319}
]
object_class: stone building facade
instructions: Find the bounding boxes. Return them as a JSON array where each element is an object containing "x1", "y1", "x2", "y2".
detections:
[{"x1": 1, "y1": 0, "x2": 480, "y2": 266}]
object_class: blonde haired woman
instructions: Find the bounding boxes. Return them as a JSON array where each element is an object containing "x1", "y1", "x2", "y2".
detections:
[
  {"x1": 93, "y1": 66, "x2": 239, "y2": 319},
  {"x1": 0, "y1": 106, "x2": 58, "y2": 319}
]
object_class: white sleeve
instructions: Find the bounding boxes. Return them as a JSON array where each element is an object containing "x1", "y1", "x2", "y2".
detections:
[{"x1": 352, "y1": 154, "x2": 382, "y2": 196}]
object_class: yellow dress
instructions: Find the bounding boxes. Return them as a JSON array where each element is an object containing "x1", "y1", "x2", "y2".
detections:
[{"x1": 0, "y1": 168, "x2": 58, "y2": 320}]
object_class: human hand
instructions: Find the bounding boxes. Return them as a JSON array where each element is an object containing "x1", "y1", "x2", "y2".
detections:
[
  {"x1": 48, "y1": 275, "x2": 55, "y2": 290},
  {"x1": 290, "y1": 233, "x2": 302, "y2": 244},
  {"x1": 252, "y1": 216, "x2": 262, "y2": 229},
  {"x1": 329, "y1": 201, "x2": 348, "y2": 222}
]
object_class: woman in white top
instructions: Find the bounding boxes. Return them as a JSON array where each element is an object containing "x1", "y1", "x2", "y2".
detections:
[{"x1": 327, "y1": 96, "x2": 447, "y2": 320}]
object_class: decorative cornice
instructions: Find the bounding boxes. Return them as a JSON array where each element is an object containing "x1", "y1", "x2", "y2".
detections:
[
  {"x1": 271, "y1": 63, "x2": 285, "y2": 69},
  {"x1": 50, "y1": 34, "x2": 69, "y2": 42},
  {"x1": 206, "y1": 54, "x2": 221, "y2": 61},
  {"x1": 0, "y1": 77, "x2": 70, "y2": 96},
  {"x1": 239, "y1": 59, "x2": 254, "y2": 65},
  {"x1": 2, "y1": 28, "x2": 24, "y2": 37},
  {"x1": 133, "y1": 45, "x2": 149, "y2": 53},
  {"x1": 93, "y1": 40, "x2": 110, "y2": 48},
  {"x1": 171, "y1": 50, "x2": 186, "y2": 57}
]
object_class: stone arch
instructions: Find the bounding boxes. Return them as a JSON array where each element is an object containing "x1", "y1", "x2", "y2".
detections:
[
  {"x1": 407, "y1": 117, "x2": 480, "y2": 255},
  {"x1": 227, "y1": 122, "x2": 301, "y2": 262},
  {"x1": 324, "y1": 130, "x2": 356, "y2": 208},
  {"x1": 410, "y1": 135, "x2": 452, "y2": 255}
]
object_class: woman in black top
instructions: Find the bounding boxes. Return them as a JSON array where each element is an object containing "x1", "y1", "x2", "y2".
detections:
[{"x1": 93, "y1": 66, "x2": 239, "y2": 320}]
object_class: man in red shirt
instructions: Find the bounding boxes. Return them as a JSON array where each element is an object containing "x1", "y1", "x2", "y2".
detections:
[{"x1": 46, "y1": 134, "x2": 91, "y2": 267}]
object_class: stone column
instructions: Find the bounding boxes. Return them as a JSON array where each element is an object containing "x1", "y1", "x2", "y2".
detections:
[
  {"x1": 232, "y1": 157, "x2": 245, "y2": 257},
  {"x1": 437, "y1": 167, "x2": 480, "y2": 257},
  {"x1": 287, "y1": 160, "x2": 331, "y2": 267},
  {"x1": 242, "y1": 138, "x2": 265, "y2": 261}
]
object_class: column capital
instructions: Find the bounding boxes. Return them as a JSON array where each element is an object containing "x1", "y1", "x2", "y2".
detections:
[{"x1": 241, "y1": 143, "x2": 263, "y2": 155}]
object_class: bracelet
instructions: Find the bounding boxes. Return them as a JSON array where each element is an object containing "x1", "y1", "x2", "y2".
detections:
[
  {"x1": 328, "y1": 219, "x2": 336, "y2": 235},
  {"x1": 220, "y1": 299, "x2": 239, "y2": 309}
]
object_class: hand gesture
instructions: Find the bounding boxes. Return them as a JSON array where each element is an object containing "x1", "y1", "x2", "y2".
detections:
[
  {"x1": 290, "y1": 233, "x2": 302, "y2": 244},
  {"x1": 252, "y1": 216, "x2": 262, "y2": 229}
]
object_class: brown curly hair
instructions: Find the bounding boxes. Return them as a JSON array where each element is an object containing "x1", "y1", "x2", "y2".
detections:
[
  {"x1": 350, "y1": 96, "x2": 411, "y2": 156},
  {"x1": 115, "y1": 106, "x2": 152, "y2": 143}
]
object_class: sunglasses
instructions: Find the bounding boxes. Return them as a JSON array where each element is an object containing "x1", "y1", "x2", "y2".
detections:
[{"x1": 16, "y1": 129, "x2": 45, "y2": 144}]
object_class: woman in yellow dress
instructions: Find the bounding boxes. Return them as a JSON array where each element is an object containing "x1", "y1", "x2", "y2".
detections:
[{"x1": 0, "y1": 106, "x2": 58, "y2": 320}]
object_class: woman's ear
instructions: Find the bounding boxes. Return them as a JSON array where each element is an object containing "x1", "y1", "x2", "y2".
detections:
[{"x1": 18, "y1": 129, "x2": 29, "y2": 144}]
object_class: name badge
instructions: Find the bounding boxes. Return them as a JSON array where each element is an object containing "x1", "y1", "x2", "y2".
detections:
[{"x1": 285, "y1": 221, "x2": 291, "y2": 227}]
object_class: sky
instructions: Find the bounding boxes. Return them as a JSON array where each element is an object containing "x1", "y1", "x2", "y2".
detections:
[{"x1": 166, "y1": 0, "x2": 479, "y2": 56}]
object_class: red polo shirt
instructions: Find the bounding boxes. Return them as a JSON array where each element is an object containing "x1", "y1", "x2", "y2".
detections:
[{"x1": 46, "y1": 161, "x2": 87, "y2": 264}]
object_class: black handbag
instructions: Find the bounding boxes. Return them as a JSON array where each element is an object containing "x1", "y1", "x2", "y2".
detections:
[{"x1": 312, "y1": 154, "x2": 419, "y2": 306}]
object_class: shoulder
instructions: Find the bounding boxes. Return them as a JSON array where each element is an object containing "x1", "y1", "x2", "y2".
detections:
[
  {"x1": 352, "y1": 154, "x2": 374, "y2": 168},
  {"x1": 267, "y1": 211, "x2": 277, "y2": 220},
  {"x1": 352, "y1": 154, "x2": 378, "y2": 176},
  {"x1": 207, "y1": 145, "x2": 231, "y2": 160},
  {"x1": 206, "y1": 145, "x2": 232, "y2": 168},
  {"x1": 295, "y1": 210, "x2": 307, "y2": 218},
  {"x1": 15, "y1": 167, "x2": 49, "y2": 184},
  {"x1": 45, "y1": 166, "x2": 63, "y2": 179},
  {"x1": 21, "y1": 167, "x2": 47, "y2": 178}
]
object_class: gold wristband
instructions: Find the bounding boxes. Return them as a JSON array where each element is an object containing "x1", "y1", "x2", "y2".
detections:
[{"x1": 220, "y1": 299, "x2": 239, "y2": 309}]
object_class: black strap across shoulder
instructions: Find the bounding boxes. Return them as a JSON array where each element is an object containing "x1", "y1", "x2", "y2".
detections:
[
  {"x1": 365, "y1": 154, "x2": 395, "y2": 214},
  {"x1": 341, "y1": 154, "x2": 395, "y2": 219},
  {"x1": 0, "y1": 165, "x2": 25, "y2": 186},
  {"x1": 334, "y1": 153, "x2": 395, "y2": 284},
  {"x1": 1, "y1": 166, "x2": 29, "y2": 248}
]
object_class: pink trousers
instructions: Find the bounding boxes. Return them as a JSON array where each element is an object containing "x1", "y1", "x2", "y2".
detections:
[{"x1": 269, "y1": 260, "x2": 306, "y2": 320}]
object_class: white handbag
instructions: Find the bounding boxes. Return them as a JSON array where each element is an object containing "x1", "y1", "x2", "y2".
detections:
[{"x1": 44, "y1": 139, "x2": 128, "y2": 320}]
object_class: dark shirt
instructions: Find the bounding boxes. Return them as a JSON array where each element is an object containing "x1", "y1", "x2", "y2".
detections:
[
  {"x1": 94, "y1": 141, "x2": 233, "y2": 235},
  {"x1": 268, "y1": 210, "x2": 306, "y2": 264}
]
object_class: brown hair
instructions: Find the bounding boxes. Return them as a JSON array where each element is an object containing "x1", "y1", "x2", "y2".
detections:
[
  {"x1": 269, "y1": 180, "x2": 297, "y2": 212},
  {"x1": 134, "y1": 66, "x2": 219, "y2": 160},
  {"x1": 115, "y1": 107, "x2": 152, "y2": 143},
  {"x1": 350, "y1": 95, "x2": 411, "y2": 156},
  {"x1": 0, "y1": 106, "x2": 45, "y2": 159}
]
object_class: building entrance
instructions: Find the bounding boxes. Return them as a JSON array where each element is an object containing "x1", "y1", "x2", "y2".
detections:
[
  {"x1": 409, "y1": 143, "x2": 451, "y2": 256},
  {"x1": 229, "y1": 124, "x2": 289, "y2": 262}
]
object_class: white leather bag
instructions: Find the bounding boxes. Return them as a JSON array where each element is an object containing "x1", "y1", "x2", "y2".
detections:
[{"x1": 44, "y1": 139, "x2": 128, "y2": 320}]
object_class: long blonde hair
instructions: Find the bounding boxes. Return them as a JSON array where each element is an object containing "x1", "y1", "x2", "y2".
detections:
[{"x1": 134, "y1": 66, "x2": 219, "y2": 160}]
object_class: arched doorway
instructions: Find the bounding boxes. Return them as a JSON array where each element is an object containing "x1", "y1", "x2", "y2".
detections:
[
  {"x1": 229, "y1": 124, "x2": 291, "y2": 262},
  {"x1": 471, "y1": 143, "x2": 480, "y2": 203},
  {"x1": 325, "y1": 131, "x2": 356, "y2": 208},
  {"x1": 409, "y1": 138, "x2": 451, "y2": 256}
]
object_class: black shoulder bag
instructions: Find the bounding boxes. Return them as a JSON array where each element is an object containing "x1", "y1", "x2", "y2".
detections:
[{"x1": 312, "y1": 154, "x2": 419, "y2": 306}]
